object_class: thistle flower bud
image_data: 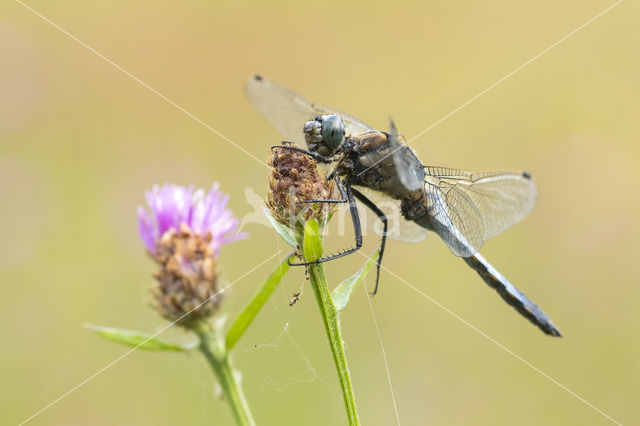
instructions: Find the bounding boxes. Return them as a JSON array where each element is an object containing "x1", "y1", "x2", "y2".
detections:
[
  {"x1": 137, "y1": 184, "x2": 246, "y2": 328},
  {"x1": 267, "y1": 146, "x2": 335, "y2": 229}
]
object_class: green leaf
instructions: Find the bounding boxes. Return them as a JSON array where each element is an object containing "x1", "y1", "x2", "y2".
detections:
[
  {"x1": 264, "y1": 208, "x2": 297, "y2": 247},
  {"x1": 225, "y1": 256, "x2": 292, "y2": 350},
  {"x1": 86, "y1": 324, "x2": 191, "y2": 351},
  {"x1": 303, "y1": 219, "x2": 323, "y2": 262},
  {"x1": 331, "y1": 249, "x2": 380, "y2": 313}
]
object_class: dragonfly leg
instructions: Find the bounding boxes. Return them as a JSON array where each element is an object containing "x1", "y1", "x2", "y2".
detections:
[
  {"x1": 351, "y1": 187, "x2": 387, "y2": 295},
  {"x1": 288, "y1": 178, "x2": 363, "y2": 267},
  {"x1": 296, "y1": 175, "x2": 348, "y2": 204},
  {"x1": 270, "y1": 143, "x2": 333, "y2": 163}
]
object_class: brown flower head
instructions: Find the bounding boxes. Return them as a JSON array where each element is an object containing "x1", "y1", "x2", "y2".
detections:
[
  {"x1": 267, "y1": 146, "x2": 335, "y2": 229},
  {"x1": 150, "y1": 224, "x2": 220, "y2": 327}
]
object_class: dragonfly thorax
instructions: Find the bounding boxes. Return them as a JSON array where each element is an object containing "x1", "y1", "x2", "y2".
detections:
[{"x1": 304, "y1": 114, "x2": 346, "y2": 157}]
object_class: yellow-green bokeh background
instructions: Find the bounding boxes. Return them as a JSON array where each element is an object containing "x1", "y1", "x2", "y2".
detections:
[{"x1": 2, "y1": 1, "x2": 638, "y2": 425}]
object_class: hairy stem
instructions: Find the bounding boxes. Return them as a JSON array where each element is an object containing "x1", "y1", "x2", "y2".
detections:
[
  {"x1": 196, "y1": 324, "x2": 256, "y2": 426},
  {"x1": 308, "y1": 262, "x2": 360, "y2": 425}
]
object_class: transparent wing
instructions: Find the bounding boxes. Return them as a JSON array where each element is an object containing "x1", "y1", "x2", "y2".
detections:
[
  {"x1": 313, "y1": 104, "x2": 375, "y2": 138},
  {"x1": 352, "y1": 186, "x2": 428, "y2": 243},
  {"x1": 424, "y1": 167, "x2": 537, "y2": 257},
  {"x1": 246, "y1": 75, "x2": 316, "y2": 144},
  {"x1": 245, "y1": 75, "x2": 375, "y2": 144},
  {"x1": 389, "y1": 119, "x2": 424, "y2": 191}
]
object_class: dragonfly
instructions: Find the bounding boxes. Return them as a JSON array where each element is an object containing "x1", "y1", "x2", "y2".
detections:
[{"x1": 247, "y1": 75, "x2": 561, "y2": 337}]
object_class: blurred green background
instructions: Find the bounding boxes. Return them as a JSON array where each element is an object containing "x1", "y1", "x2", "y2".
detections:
[{"x1": 1, "y1": 0, "x2": 638, "y2": 425}]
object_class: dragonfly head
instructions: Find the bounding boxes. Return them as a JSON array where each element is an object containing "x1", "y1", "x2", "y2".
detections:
[{"x1": 304, "y1": 114, "x2": 346, "y2": 157}]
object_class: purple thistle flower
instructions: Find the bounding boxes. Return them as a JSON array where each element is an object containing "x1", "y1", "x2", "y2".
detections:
[{"x1": 137, "y1": 183, "x2": 246, "y2": 255}]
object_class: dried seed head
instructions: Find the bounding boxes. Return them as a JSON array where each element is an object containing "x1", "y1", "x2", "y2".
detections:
[
  {"x1": 137, "y1": 183, "x2": 247, "y2": 327},
  {"x1": 267, "y1": 147, "x2": 335, "y2": 228},
  {"x1": 150, "y1": 223, "x2": 221, "y2": 328}
]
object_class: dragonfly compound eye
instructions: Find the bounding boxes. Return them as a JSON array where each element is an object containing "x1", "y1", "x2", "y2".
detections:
[{"x1": 320, "y1": 115, "x2": 345, "y2": 151}]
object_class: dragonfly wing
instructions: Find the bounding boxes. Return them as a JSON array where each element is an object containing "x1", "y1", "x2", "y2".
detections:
[
  {"x1": 424, "y1": 167, "x2": 537, "y2": 257},
  {"x1": 351, "y1": 186, "x2": 427, "y2": 243},
  {"x1": 313, "y1": 104, "x2": 376, "y2": 137},
  {"x1": 246, "y1": 75, "x2": 376, "y2": 144},
  {"x1": 389, "y1": 118, "x2": 425, "y2": 191},
  {"x1": 246, "y1": 75, "x2": 316, "y2": 144}
]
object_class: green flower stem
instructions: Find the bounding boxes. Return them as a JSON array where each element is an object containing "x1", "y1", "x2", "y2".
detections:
[
  {"x1": 196, "y1": 323, "x2": 256, "y2": 426},
  {"x1": 308, "y1": 262, "x2": 360, "y2": 425}
]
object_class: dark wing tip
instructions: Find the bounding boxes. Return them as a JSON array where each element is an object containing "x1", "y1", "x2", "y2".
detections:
[
  {"x1": 253, "y1": 74, "x2": 263, "y2": 81},
  {"x1": 522, "y1": 171, "x2": 532, "y2": 179}
]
